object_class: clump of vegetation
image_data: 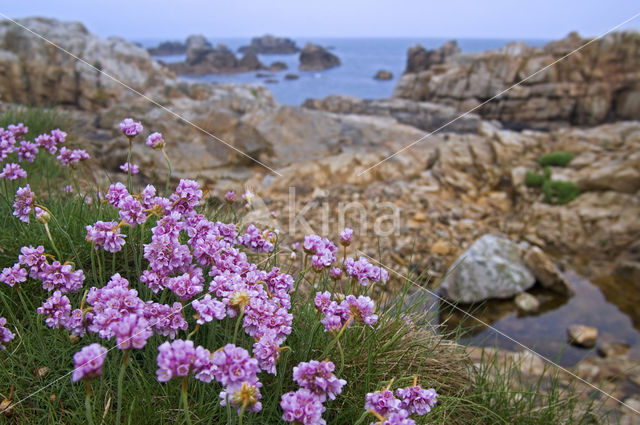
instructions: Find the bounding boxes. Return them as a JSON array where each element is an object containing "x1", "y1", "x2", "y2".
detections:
[
  {"x1": 542, "y1": 180, "x2": 581, "y2": 205},
  {"x1": 0, "y1": 109, "x2": 601, "y2": 424},
  {"x1": 525, "y1": 154, "x2": 580, "y2": 205},
  {"x1": 537, "y1": 151, "x2": 575, "y2": 167}
]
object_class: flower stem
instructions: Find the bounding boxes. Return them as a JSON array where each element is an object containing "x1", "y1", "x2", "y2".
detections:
[
  {"x1": 116, "y1": 349, "x2": 130, "y2": 425},
  {"x1": 181, "y1": 376, "x2": 192, "y2": 425},
  {"x1": 43, "y1": 222, "x2": 62, "y2": 260},
  {"x1": 85, "y1": 381, "x2": 95, "y2": 425},
  {"x1": 162, "y1": 148, "x2": 172, "y2": 196},
  {"x1": 233, "y1": 306, "x2": 245, "y2": 345},
  {"x1": 186, "y1": 323, "x2": 200, "y2": 341},
  {"x1": 238, "y1": 403, "x2": 247, "y2": 425},
  {"x1": 126, "y1": 138, "x2": 133, "y2": 193}
]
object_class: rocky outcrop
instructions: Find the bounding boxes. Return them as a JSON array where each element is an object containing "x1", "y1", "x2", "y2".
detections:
[
  {"x1": 269, "y1": 61, "x2": 288, "y2": 71},
  {"x1": 404, "y1": 41, "x2": 460, "y2": 73},
  {"x1": 167, "y1": 35, "x2": 265, "y2": 75},
  {"x1": 299, "y1": 43, "x2": 340, "y2": 71},
  {"x1": 439, "y1": 234, "x2": 536, "y2": 303},
  {"x1": 302, "y1": 95, "x2": 480, "y2": 133},
  {"x1": 147, "y1": 41, "x2": 186, "y2": 56},
  {"x1": 0, "y1": 17, "x2": 172, "y2": 111},
  {"x1": 394, "y1": 31, "x2": 640, "y2": 127},
  {"x1": 238, "y1": 35, "x2": 299, "y2": 54},
  {"x1": 374, "y1": 70, "x2": 393, "y2": 80}
]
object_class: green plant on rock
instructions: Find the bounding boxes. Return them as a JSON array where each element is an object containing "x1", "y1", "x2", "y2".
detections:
[
  {"x1": 538, "y1": 151, "x2": 575, "y2": 167},
  {"x1": 524, "y1": 171, "x2": 545, "y2": 188},
  {"x1": 542, "y1": 179, "x2": 581, "y2": 205}
]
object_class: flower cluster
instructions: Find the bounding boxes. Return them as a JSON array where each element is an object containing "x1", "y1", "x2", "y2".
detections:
[
  {"x1": 292, "y1": 360, "x2": 346, "y2": 402},
  {"x1": 119, "y1": 118, "x2": 143, "y2": 137},
  {"x1": 212, "y1": 344, "x2": 263, "y2": 413},
  {"x1": 0, "y1": 317, "x2": 15, "y2": 350},
  {"x1": 281, "y1": 359, "x2": 345, "y2": 425},
  {"x1": 314, "y1": 291, "x2": 378, "y2": 333},
  {"x1": 0, "y1": 162, "x2": 27, "y2": 180},
  {"x1": 365, "y1": 384, "x2": 438, "y2": 424},
  {"x1": 86, "y1": 221, "x2": 127, "y2": 252},
  {"x1": 238, "y1": 224, "x2": 277, "y2": 253},
  {"x1": 344, "y1": 256, "x2": 389, "y2": 286},
  {"x1": 304, "y1": 234, "x2": 338, "y2": 270},
  {"x1": 119, "y1": 162, "x2": 139, "y2": 174},
  {"x1": 12, "y1": 185, "x2": 35, "y2": 223},
  {"x1": 155, "y1": 339, "x2": 213, "y2": 382},
  {"x1": 72, "y1": 343, "x2": 107, "y2": 382},
  {"x1": 0, "y1": 263, "x2": 27, "y2": 287},
  {"x1": 56, "y1": 147, "x2": 90, "y2": 166}
]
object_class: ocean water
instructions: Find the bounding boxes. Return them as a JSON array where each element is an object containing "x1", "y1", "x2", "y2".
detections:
[{"x1": 143, "y1": 37, "x2": 548, "y2": 105}]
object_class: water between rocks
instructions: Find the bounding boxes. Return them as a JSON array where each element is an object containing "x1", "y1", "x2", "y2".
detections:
[{"x1": 434, "y1": 271, "x2": 640, "y2": 367}]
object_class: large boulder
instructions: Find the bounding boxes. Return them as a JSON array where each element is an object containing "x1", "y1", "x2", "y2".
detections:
[
  {"x1": 439, "y1": 234, "x2": 536, "y2": 303},
  {"x1": 404, "y1": 41, "x2": 460, "y2": 73},
  {"x1": 238, "y1": 35, "x2": 299, "y2": 54},
  {"x1": 0, "y1": 17, "x2": 172, "y2": 111},
  {"x1": 299, "y1": 43, "x2": 340, "y2": 71},
  {"x1": 147, "y1": 40, "x2": 186, "y2": 56},
  {"x1": 394, "y1": 31, "x2": 640, "y2": 126},
  {"x1": 169, "y1": 38, "x2": 265, "y2": 75}
]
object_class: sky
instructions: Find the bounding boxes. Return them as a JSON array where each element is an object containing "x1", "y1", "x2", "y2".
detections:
[{"x1": 2, "y1": 1, "x2": 640, "y2": 40}]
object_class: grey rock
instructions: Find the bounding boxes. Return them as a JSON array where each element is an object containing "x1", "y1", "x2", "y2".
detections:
[
  {"x1": 567, "y1": 325, "x2": 598, "y2": 348},
  {"x1": 439, "y1": 234, "x2": 536, "y2": 303},
  {"x1": 514, "y1": 292, "x2": 540, "y2": 313},
  {"x1": 299, "y1": 43, "x2": 340, "y2": 71},
  {"x1": 238, "y1": 35, "x2": 299, "y2": 54}
]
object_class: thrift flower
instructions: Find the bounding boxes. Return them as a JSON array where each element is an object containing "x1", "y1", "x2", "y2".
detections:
[
  {"x1": 344, "y1": 256, "x2": 389, "y2": 286},
  {"x1": 340, "y1": 227, "x2": 353, "y2": 246},
  {"x1": 17, "y1": 141, "x2": 38, "y2": 162},
  {"x1": 0, "y1": 263, "x2": 27, "y2": 287},
  {"x1": 119, "y1": 162, "x2": 139, "y2": 175},
  {"x1": 72, "y1": 343, "x2": 107, "y2": 382},
  {"x1": 396, "y1": 386, "x2": 438, "y2": 415},
  {"x1": 293, "y1": 360, "x2": 346, "y2": 402},
  {"x1": 109, "y1": 314, "x2": 152, "y2": 350},
  {"x1": 365, "y1": 390, "x2": 401, "y2": 417},
  {"x1": 220, "y1": 381, "x2": 263, "y2": 414},
  {"x1": 35, "y1": 133, "x2": 57, "y2": 153},
  {"x1": 210, "y1": 344, "x2": 260, "y2": 387},
  {"x1": 146, "y1": 132, "x2": 164, "y2": 149},
  {"x1": 155, "y1": 339, "x2": 212, "y2": 382},
  {"x1": 86, "y1": 221, "x2": 126, "y2": 253},
  {"x1": 0, "y1": 317, "x2": 15, "y2": 350},
  {"x1": 192, "y1": 294, "x2": 226, "y2": 324},
  {"x1": 281, "y1": 388, "x2": 326, "y2": 425},
  {"x1": 224, "y1": 190, "x2": 236, "y2": 203},
  {"x1": 119, "y1": 118, "x2": 143, "y2": 137},
  {"x1": 0, "y1": 163, "x2": 27, "y2": 180},
  {"x1": 37, "y1": 291, "x2": 72, "y2": 329},
  {"x1": 63, "y1": 185, "x2": 73, "y2": 193}
]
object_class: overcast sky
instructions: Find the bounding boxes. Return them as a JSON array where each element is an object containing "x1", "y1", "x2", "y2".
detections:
[{"x1": 2, "y1": 1, "x2": 639, "y2": 40}]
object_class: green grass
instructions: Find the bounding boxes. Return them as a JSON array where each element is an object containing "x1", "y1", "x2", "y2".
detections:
[
  {"x1": 538, "y1": 152, "x2": 575, "y2": 168},
  {"x1": 542, "y1": 180, "x2": 581, "y2": 205},
  {"x1": 0, "y1": 109, "x2": 603, "y2": 424},
  {"x1": 524, "y1": 172, "x2": 545, "y2": 188}
]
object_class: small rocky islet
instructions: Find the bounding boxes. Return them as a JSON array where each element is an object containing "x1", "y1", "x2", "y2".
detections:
[{"x1": 1, "y1": 17, "x2": 640, "y2": 422}]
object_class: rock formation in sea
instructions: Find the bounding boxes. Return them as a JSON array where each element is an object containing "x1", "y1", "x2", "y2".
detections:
[
  {"x1": 373, "y1": 70, "x2": 393, "y2": 80},
  {"x1": 147, "y1": 40, "x2": 187, "y2": 56},
  {"x1": 394, "y1": 32, "x2": 640, "y2": 128},
  {"x1": 238, "y1": 34, "x2": 300, "y2": 54},
  {"x1": 165, "y1": 34, "x2": 266, "y2": 75},
  {"x1": 299, "y1": 43, "x2": 341, "y2": 71}
]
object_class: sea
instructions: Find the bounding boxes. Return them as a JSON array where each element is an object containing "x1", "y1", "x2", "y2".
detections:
[{"x1": 139, "y1": 37, "x2": 549, "y2": 105}]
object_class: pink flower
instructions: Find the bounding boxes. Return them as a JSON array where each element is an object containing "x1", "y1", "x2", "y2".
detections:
[
  {"x1": 109, "y1": 314, "x2": 152, "y2": 350},
  {"x1": 155, "y1": 339, "x2": 212, "y2": 382},
  {"x1": 119, "y1": 162, "x2": 140, "y2": 175},
  {"x1": 396, "y1": 385, "x2": 438, "y2": 415},
  {"x1": 0, "y1": 263, "x2": 27, "y2": 287},
  {"x1": 146, "y1": 132, "x2": 164, "y2": 149},
  {"x1": 340, "y1": 227, "x2": 353, "y2": 246},
  {"x1": 17, "y1": 141, "x2": 38, "y2": 162},
  {"x1": 72, "y1": 343, "x2": 107, "y2": 382},
  {"x1": 281, "y1": 388, "x2": 326, "y2": 425},
  {"x1": 86, "y1": 221, "x2": 126, "y2": 253},
  {"x1": 292, "y1": 360, "x2": 346, "y2": 402},
  {"x1": 13, "y1": 185, "x2": 35, "y2": 223},
  {"x1": 119, "y1": 118, "x2": 143, "y2": 137},
  {"x1": 0, "y1": 163, "x2": 27, "y2": 180}
]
